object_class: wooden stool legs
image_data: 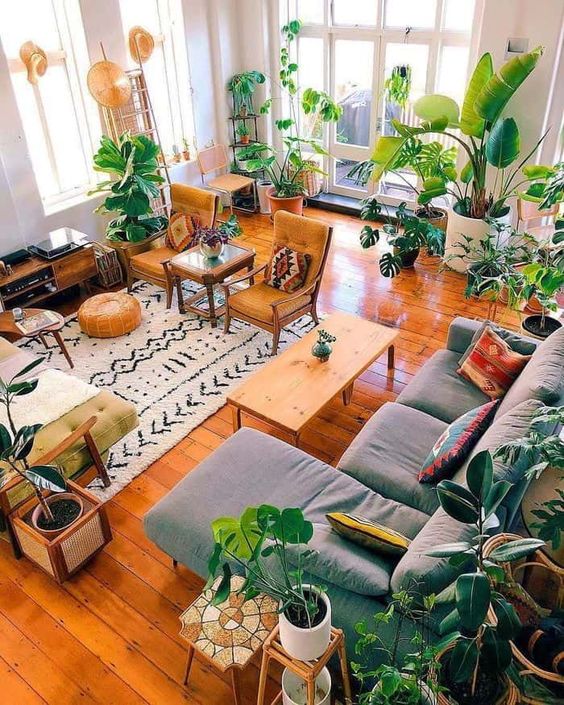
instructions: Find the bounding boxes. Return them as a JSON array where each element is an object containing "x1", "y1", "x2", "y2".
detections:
[
  {"x1": 183, "y1": 644, "x2": 195, "y2": 685},
  {"x1": 183, "y1": 644, "x2": 243, "y2": 705},
  {"x1": 256, "y1": 649, "x2": 270, "y2": 705}
]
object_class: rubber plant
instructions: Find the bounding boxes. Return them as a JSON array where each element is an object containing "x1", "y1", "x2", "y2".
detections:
[
  {"x1": 89, "y1": 132, "x2": 168, "y2": 243},
  {"x1": 428, "y1": 450, "x2": 544, "y2": 704},
  {"x1": 239, "y1": 19, "x2": 342, "y2": 198},
  {"x1": 359, "y1": 198, "x2": 445, "y2": 277},
  {"x1": 361, "y1": 46, "x2": 547, "y2": 220},
  {"x1": 0, "y1": 358, "x2": 68, "y2": 525}
]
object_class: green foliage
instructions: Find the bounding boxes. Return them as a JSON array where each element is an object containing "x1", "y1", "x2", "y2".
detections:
[
  {"x1": 227, "y1": 70, "x2": 265, "y2": 114},
  {"x1": 89, "y1": 132, "x2": 168, "y2": 243},
  {"x1": 520, "y1": 162, "x2": 564, "y2": 209},
  {"x1": 384, "y1": 65, "x2": 412, "y2": 108},
  {"x1": 0, "y1": 359, "x2": 66, "y2": 522},
  {"x1": 207, "y1": 504, "x2": 323, "y2": 628},
  {"x1": 235, "y1": 122, "x2": 250, "y2": 138},
  {"x1": 427, "y1": 450, "x2": 544, "y2": 697}
]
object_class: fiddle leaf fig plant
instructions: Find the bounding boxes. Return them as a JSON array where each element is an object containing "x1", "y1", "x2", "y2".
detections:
[{"x1": 89, "y1": 132, "x2": 168, "y2": 243}]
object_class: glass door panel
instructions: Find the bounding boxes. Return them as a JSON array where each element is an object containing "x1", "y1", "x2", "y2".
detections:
[
  {"x1": 298, "y1": 37, "x2": 325, "y2": 140},
  {"x1": 333, "y1": 0, "x2": 378, "y2": 26},
  {"x1": 384, "y1": 0, "x2": 437, "y2": 28}
]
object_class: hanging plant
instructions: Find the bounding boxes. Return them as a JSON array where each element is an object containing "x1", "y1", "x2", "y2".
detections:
[{"x1": 384, "y1": 65, "x2": 412, "y2": 108}]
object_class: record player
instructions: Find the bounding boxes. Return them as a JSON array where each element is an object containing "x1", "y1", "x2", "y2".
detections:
[{"x1": 28, "y1": 227, "x2": 89, "y2": 260}]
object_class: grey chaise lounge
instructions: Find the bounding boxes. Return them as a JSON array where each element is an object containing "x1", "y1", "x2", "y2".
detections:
[{"x1": 145, "y1": 318, "x2": 564, "y2": 658}]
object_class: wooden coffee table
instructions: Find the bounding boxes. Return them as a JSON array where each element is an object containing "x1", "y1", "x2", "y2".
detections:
[
  {"x1": 168, "y1": 243, "x2": 255, "y2": 327},
  {"x1": 227, "y1": 312, "x2": 399, "y2": 446},
  {"x1": 0, "y1": 308, "x2": 73, "y2": 368}
]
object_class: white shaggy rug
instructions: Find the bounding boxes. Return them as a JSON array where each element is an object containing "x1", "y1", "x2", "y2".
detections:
[{"x1": 18, "y1": 282, "x2": 316, "y2": 500}]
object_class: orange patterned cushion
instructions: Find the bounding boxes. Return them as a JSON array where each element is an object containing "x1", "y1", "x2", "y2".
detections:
[
  {"x1": 266, "y1": 244, "x2": 311, "y2": 293},
  {"x1": 458, "y1": 325, "x2": 532, "y2": 399},
  {"x1": 166, "y1": 212, "x2": 201, "y2": 252}
]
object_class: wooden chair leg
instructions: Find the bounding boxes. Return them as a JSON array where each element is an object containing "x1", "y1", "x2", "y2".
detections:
[
  {"x1": 311, "y1": 305, "x2": 320, "y2": 325},
  {"x1": 224, "y1": 306, "x2": 232, "y2": 333},
  {"x1": 271, "y1": 327, "x2": 280, "y2": 355},
  {"x1": 84, "y1": 430, "x2": 111, "y2": 488}
]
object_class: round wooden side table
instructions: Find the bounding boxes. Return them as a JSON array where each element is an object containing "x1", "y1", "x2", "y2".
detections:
[{"x1": 0, "y1": 308, "x2": 73, "y2": 368}]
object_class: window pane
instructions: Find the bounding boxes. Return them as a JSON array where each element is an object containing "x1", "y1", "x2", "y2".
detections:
[
  {"x1": 333, "y1": 0, "x2": 378, "y2": 26},
  {"x1": 298, "y1": 37, "x2": 324, "y2": 140},
  {"x1": 335, "y1": 159, "x2": 366, "y2": 190},
  {"x1": 298, "y1": 0, "x2": 324, "y2": 24},
  {"x1": 385, "y1": 0, "x2": 437, "y2": 28},
  {"x1": 437, "y1": 45, "x2": 470, "y2": 105},
  {"x1": 443, "y1": 0, "x2": 475, "y2": 31},
  {"x1": 334, "y1": 40, "x2": 374, "y2": 147}
]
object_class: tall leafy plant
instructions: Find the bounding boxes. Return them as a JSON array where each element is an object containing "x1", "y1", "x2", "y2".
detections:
[
  {"x1": 428, "y1": 450, "x2": 544, "y2": 703},
  {"x1": 0, "y1": 359, "x2": 67, "y2": 523},
  {"x1": 363, "y1": 47, "x2": 546, "y2": 219},
  {"x1": 89, "y1": 132, "x2": 168, "y2": 243},
  {"x1": 227, "y1": 70, "x2": 266, "y2": 115},
  {"x1": 240, "y1": 19, "x2": 342, "y2": 198}
]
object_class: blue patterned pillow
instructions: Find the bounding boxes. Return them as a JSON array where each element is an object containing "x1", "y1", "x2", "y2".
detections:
[{"x1": 418, "y1": 400, "x2": 498, "y2": 483}]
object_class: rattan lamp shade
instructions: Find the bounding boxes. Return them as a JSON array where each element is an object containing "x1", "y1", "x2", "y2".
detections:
[{"x1": 87, "y1": 60, "x2": 132, "y2": 108}]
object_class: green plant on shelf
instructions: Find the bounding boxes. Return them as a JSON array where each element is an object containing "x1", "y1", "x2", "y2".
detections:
[{"x1": 227, "y1": 70, "x2": 265, "y2": 116}]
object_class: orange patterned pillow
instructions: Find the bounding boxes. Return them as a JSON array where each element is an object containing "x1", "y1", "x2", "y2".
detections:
[
  {"x1": 458, "y1": 325, "x2": 532, "y2": 399},
  {"x1": 166, "y1": 212, "x2": 201, "y2": 252}
]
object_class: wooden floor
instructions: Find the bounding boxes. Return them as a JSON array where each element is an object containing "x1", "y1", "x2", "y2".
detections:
[{"x1": 0, "y1": 207, "x2": 507, "y2": 705}]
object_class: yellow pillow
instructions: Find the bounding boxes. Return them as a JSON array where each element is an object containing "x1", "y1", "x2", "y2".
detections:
[{"x1": 326, "y1": 513, "x2": 411, "y2": 556}]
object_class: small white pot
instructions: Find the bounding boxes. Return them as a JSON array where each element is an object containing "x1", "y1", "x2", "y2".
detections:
[
  {"x1": 199, "y1": 241, "x2": 224, "y2": 259},
  {"x1": 257, "y1": 180, "x2": 273, "y2": 214},
  {"x1": 282, "y1": 666, "x2": 331, "y2": 705},
  {"x1": 279, "y1": 587, "x2": 331, "y2": 661},
  {"x1": 444, "y1": 208, "x2": 512, "y2": 273}
]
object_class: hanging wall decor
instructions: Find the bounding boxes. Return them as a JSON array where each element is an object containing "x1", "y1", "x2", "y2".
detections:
[
  {"x1": 87, "y1": 44, "x2": 132, "y2": 109},
  {"x1": 19, "y1": 41, "x2": 48, "y2": 84},
  {"x1": 128, "y1": 26, "x2": 155, "y2": 64}
]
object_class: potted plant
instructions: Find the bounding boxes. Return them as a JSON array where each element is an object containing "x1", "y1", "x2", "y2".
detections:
[
  {"x1": 207, "y1": 504, "x2": 332, "y2": 662},
  {"x1": 194, "y1": 215, "x2": 241, "y2": 258},
  {"x1": 89, "y1": 132, "x2": 168, "y2": 250},
  {"x1": 362, "y1": 47, "x2": 546, "y2": 271},
  {"x1": 349, "y1": 137, "x2": 457, "y2": 232},
  {"x1": 236, "y1": 122, "x2": 251, "y2": 145},
  {"x1": 426, "y1": 450, "x2": 544, "y2": 704},
  {"x1": 172, "y1": 143, "x2": 181, "y2": 163},
  {"x1": 241, "y1": 20, "x2": 342, "y2": 216},
  {"x1": 227, "y1": 70, "x2": 266, "y2": 116},
  {"x1": 182, "y1": 137, "x2": 191, "y2": 161},
  {"x1": 359, "y1": 198, "x2": 445, "y2": 277},
  {"x1": 1, "y1": 359, "x2": 111, "y2": 582},
  {"x1": 384, "y1": 65, "x2": 412, "y2": 109},
  {"x1": 353, "y1": 589, "x2": 440, "y2": 705},
  {"x1": 519, "y1": 224, "x2": 564, "y2": 338},
  {"x1": 518, "y1": 161, "x2": 563, "y2": 222}
]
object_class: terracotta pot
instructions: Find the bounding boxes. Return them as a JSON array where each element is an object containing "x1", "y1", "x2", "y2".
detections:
[
  {"x1": 239, "y1": 135, "x2": 250, "y2": 145},
  {"x1": 416, "y1": 206, "x2": 448, "y2": 232},
  {"x1": 267, "y1": 188, "x2": 305, "y2": 217},
  {"x1": 31, "y1": 492, "x2": 84, "y2": 538}
]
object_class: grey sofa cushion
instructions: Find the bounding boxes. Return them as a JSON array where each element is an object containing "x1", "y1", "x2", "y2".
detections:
[
  {"x1": 287, "y1": 523, "x2": 394, "y2": 597},
  {"x1": 496, "y1": 326, "x2": 564, "y2": 419},
  {"x1": 338, "y1": 402, "x2": 447, "y2": 516},
  {"x1": 144, "y1": 428, "x2": 430, "y2": 578},
  {"x1": 396, "y1": 349, "x2": 490, "y2": 423}
]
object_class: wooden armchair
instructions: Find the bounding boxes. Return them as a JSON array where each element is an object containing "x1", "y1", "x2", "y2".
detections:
[
  {"x1": 125, "y1": 184, "x2": 219, "y2": 307},
  {"x1": 222, "y1": 211, "x2": 332, "y2": 354}
]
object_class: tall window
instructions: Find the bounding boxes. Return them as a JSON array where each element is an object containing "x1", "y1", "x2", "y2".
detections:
[
  {"x1": 287, "y1": 0, "x2": 477, "y2": 201},
  {"x1": 0, "y1": 0, "x2": 100, "y2": 205},
  {"x1": 119, "y1": 0, "x2": 195, "y2": 160}
]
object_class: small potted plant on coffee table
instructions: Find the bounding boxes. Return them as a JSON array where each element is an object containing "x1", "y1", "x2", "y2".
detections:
[
  {"x1": 194, "y1": 215, "x2": 241, "y2": 259},
  {"x1": 1, "y1": 359, "x2": 111, "y2": 582},
  {"x1": 208, "y1": 504, "x2": 332, "y2": 663},
  {"x1": 426, "y1": 450, "x2": 545, "y2": 705}
]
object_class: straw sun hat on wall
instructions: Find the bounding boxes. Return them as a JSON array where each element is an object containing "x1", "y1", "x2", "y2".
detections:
[
  {"x1": 19, "y1": 41, "x2": 48, "y2": 84},
  {"x1": 128, "y1": 26, "x2": 155, "y2": 64},
  {"x1": 87, "y1": 59, "x2": 132, "y2": 109}
]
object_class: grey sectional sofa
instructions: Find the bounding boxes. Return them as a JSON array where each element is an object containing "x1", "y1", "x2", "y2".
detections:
[{"x1": 145, "y1": 317, "x2": 564, "y2": 658}]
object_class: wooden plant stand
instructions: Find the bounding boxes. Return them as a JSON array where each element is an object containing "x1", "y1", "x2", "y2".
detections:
[
  {"x1": 10, "y1": 480, "x2": 112, "y2": 583},
  {"x1": 257, "y1": 625, "x2": 353, "y2": 705}
]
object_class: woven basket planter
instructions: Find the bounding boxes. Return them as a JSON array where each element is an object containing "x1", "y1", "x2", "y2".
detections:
[
  {"x1": 10, "y1": 481, "x2": 111, "y2": 583},
  {"x1": 483, "y1": 533, "x2": 564, "y2": 697},
  {"x1": 436, "y1": 644, "x2": 519, "y2": 705}
]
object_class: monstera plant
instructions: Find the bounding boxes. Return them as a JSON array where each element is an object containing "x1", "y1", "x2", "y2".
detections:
[{"x1": 89, "y1": 132, "x2": 168, "y2": 243}]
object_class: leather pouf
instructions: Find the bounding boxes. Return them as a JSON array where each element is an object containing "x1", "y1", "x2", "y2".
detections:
[{"x1": 78, "y1": 292, "x2": 141, "y2": 338}]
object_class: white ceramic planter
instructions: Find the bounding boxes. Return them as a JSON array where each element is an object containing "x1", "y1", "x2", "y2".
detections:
[
  {"x1": 257, "y1": 180, "x2": 273, "y2": 214},
  {"x1": 444, "y1": 208, "x2": 512, "y2": 273},
  {"x1": 279, "y1": 588, "x2": 331, "y2": 661},
  {"x1": 282, "y1": 666, "x2": 331, "y2": 705}
]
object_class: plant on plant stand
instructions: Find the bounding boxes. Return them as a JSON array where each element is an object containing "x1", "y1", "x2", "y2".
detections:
[
  {"x1": 426, "y1": 450, "x2": 545, "y2": 705},
  {"x1": 89, "y1": 132, "x2": 168, "y2": 245},
  {"x1": 360, "y1": 46, "x2": 546, "y2": 271},
  {"x1": 0, "y1": 358, "x2": 82, "y2": 534},
  {"x1": 207, "y1": 504, "x2": 332, "y2": 662},
  {"x1": 240, "y1": 19, "x2": 342, "y2": 216},
  {"x1": 359, "y1": 198, "x2": 445, "y2": 277},
  {"x1": 353, "y1": 589, "x2": 440, "y2": 705},
  {"x1": 194, "y1": 215, "x2": 242, "y2": 259},
  {"x1": 227, "y1": 70, "x2": 266, "y2": 116},
  {"x1": 236, "y1": 122, "x2": 251, "y2": 145},
  {"x1": 518, "y1": 161, "x2": 564, "y2": 219}
]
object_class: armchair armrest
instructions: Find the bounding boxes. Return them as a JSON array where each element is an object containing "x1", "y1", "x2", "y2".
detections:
[
  {"x1": 222, "y1": 263, "x2": 268, "y2": 295},
  {"x1": 119, "y1": 231, "x2": 166, "y2": 262},
  {"x1": 270, "y1": 277, "x2": 320, "y2": 310}
]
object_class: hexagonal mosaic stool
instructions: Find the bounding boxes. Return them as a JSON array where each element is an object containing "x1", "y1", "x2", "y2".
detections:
[
  {"x1": 78, "y1": 292, "x2": 141, "y2": 338},
  {"x1": 179, "y1": 576, "x2": 278, "y2": 703}
]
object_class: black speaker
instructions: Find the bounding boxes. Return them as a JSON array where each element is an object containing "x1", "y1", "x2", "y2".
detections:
[{"x1": 0, "y1": 249, "x2": 31, "y2": 267}]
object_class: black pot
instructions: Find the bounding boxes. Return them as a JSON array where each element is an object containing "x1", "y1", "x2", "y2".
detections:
[
  {"x1": 394, "y1": 247, "x2": 420, "y2": 268},
  {"x1": 522, "y1": 314, "x2": 562, "y2": 339}
]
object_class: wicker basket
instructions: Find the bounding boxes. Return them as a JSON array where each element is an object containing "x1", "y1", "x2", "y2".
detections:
[
  {"x1": 483, "y1": 533, "x2": 564, "y2": 695},
  {"x1": 92, "y1": 242, "x2": 123, "y2": 289}
]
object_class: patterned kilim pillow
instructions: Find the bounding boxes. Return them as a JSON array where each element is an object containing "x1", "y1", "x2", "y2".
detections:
[
  {"x1": 326, "y1": 512, "x2": 411, "y2": 556},
  {"x1": 458, "y1": 325, "x2": 532, "y2": 399},
  {"x1": 418, "y1": 400, "x2": 498, "y2": 484},
  {"x1": 166, "y1": 212, "x2": 201, "y2": 252},
  {"x1": 266, "y1": 244, "x2": 311, "y2": 293}
]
